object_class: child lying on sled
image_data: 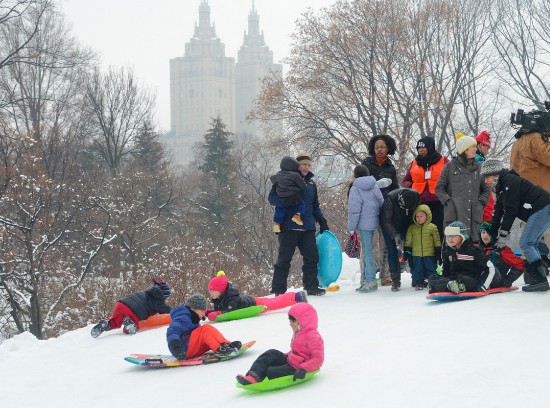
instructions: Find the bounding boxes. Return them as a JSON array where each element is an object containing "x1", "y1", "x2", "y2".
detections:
[{"x1": 205, "y1": 271, "x2": 307, "y2": 321}]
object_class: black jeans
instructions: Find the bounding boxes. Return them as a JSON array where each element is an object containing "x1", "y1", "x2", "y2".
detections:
[
  {"x1": 428, "y1": 274, "x2": 479, "y2": 293},
  {"x1": 272, "y1": 230, "x2": 320, "y2": 294},
  {"x1": 249, "y1": 349, "x2": 296, "y2": 380}
]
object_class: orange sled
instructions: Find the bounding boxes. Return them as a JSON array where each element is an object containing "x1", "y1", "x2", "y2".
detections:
[{"x1": 137, "y1": 314, "x2": 171, "y2": 330}]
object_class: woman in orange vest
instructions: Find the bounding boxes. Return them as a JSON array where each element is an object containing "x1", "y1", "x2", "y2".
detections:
[{"x1": 402, "y1": 137, "x2": 448, "y2": 240}]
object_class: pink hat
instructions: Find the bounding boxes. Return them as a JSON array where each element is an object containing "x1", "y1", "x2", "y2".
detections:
[
  {"x1": 475, "y1": 130, "x2": 491, "y2": 148},
  {"x1": 208, "y1": 271, "x2": 228, "y2": 292}
]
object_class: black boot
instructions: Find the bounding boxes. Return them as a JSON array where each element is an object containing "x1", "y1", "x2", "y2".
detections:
[
  {"x1": 501, "y1": 268, "x2": 523, "y2": 288},
  {"x1": 522, "y1": 260, "x2": 550, "y2": 292},
  {"x1": 391, "y1": 273, "x2": 401, "y2": 292}
]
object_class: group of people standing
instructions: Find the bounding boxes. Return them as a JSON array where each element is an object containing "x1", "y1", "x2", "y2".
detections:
[{"x1": 346, "y1": 129, "x2": 550, "y2": 294}]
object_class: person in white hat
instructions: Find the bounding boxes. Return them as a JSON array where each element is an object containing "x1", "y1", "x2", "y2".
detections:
[{"x1": 435, "y1": 133, "x2": 491, "y2": 242}]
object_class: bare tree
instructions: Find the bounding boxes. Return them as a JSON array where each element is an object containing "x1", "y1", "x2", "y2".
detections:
[
  {"x1": 85, "y1": 67, "x2": 155, "y2": 175},
  {"x1": 0, "y1": 0, "x2": 51, "y2": 72}
]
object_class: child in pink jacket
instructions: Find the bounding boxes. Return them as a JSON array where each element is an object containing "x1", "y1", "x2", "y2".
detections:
[{"x1": 236, "y1": 302, "x2": 324, "y2": 384}]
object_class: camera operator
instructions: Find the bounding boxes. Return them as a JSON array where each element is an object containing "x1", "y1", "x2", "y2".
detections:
[{"x1": 510, "y1": 104, "x2": 550, "y2": 271}]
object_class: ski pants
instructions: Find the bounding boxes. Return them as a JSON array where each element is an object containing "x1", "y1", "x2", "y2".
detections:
[
  {"x1": 108, "y1": 302, "x2": 140, "y2": 333},
  {"x1": 185, "y1": 325, "x2": 230, "y2": 358},
  {"x1": 248, "y1": 349, "x2": 296, "y2": 381},
  {"x1": 428, "y1": 274, "x2": 479, "y2": 293},
  {"x1": 255, "y1": 292, "x2": 297, "y2": 311}
]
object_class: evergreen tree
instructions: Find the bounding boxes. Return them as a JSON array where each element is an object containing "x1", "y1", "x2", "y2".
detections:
[{"x1": 197, "y1": 115, "x2": 235, "y2": 224}]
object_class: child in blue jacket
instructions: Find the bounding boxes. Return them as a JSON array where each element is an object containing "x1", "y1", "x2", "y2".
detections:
[{"x1": 166, "y1": 294, "x2": 241, "y2": 360}]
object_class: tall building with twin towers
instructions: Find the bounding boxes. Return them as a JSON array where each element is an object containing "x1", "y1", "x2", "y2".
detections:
[{"x1": 166, "y1": 0, "x2": 282, "y2": 164}]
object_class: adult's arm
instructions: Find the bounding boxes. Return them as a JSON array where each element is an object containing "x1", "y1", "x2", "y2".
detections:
[
  {"x1": 402, "y1": 162, "x2": 413, "y2": 188},
  {"x1": 381, "y1": 198, "x2": 398, "y2": 238},
  {"x1": 435, "y1": 163, "x2": 451, "y2": 205}
]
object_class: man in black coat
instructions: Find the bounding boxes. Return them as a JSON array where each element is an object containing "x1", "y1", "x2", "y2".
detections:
[
  {"x1": 481, "y1": 159, "x2": 550, "y2": 292},
  {"x1": 381, "y1": 188, "x2": 420, "y2": 291}
]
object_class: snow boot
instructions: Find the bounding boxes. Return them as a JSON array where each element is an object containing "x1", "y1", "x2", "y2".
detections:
[
  {"x1": 90, "y1": 319, "x2": 110, "y2": 338},
  {"x1": 522, "y1": 260, "x2": 550, "y2": 292},
  {"x1": 122, "y1": 316, "x2": 138, "y2": 335},
  {"x1": 236, "y1": 371, "x2": 260, "y2": 385},
  {"x1": 291, "y1": 214, "x2": 304, "y2": 225},
  {"x1": 215, "y1": 342, "x2": 240, "y2": 357},
  {"x1": 390, "y1": 273, "x2": 401, "y2": 292},
  {"x1": 306, "y1": 287, "x2": 326, "y2": 296}
]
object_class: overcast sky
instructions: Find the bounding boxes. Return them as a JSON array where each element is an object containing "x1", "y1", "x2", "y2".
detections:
[{"x1": 60, "y1": 0, "x2": 336, "y2": 131}]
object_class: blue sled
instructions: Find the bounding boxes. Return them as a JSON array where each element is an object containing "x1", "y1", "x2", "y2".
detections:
[{"x1": 315, "y1": 231, "x2": 342, "y2": 287}]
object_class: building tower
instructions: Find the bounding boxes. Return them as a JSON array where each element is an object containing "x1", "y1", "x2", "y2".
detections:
[
  {"x1": 168, "y1": 0, "x2": 235, "y2": 164},
  {"x1": 235, "y1": 1, "x2": 282, "y2": 138}
]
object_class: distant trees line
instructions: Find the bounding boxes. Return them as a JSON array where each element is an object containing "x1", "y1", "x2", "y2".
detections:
[{"x1": 0, "y1": 0, "x2": 548, "y2": 340}]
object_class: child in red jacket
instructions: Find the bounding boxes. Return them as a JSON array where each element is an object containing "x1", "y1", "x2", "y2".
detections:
[
  {"x1": 479, "y1": 222, "x2": 525, "y2": 288},
  {"x1": 91, "y1": 278, "x2": 172, "y2": 338},
  {"x1": 206, "y1": 271, "x2": 307, "y2": 321},
  {"x1": 236, "y1": 302, "x2": 324, "y2": 385}
]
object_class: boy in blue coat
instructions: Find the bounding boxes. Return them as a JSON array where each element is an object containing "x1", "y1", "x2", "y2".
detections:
[{"x1": 166, "y1": 294, "x2": 242, "y2": 360}]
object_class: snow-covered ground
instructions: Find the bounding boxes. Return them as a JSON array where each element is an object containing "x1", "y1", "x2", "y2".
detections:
[{"x1": 1, "y1": 256, "x2": 548, "y2": 408}]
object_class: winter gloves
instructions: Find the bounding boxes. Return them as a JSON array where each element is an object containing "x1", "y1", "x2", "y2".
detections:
[
  {"x1": 402, "y1": 247, "x2": 412, "y2": 261},
  {"x1": 495, "y1": 230, "x2": 510, "y2": 249},
  {"x1": 169, "y1": 340, "x2": 187, "y2": 360},
  {"x1": 207, "y1": 310, "x2": 222, "y2": 321},
  {"x1": 319, "y1": 219, "x2": 329, "y2": 233},
  {"x1": 293, "y1": 368, "x2": 307, "y2": 381}
]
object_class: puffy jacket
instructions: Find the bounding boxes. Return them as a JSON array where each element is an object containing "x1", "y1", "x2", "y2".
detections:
[
  {"x1": 268, "y1": 171, "x2": 325, "y2": 231},
  {"x1": 381, "y1": 188, "x2": 420, "y2": 238},
  {"x1": 510, "y1": 131, "x2": 550, "y2": 191},
  {"x1": 404, "y1": 204, "x2": 441, "y2": 257},
  {"x1": 441, "y1": 239, "x2": 487, "y2": 283},
  {"x1": 348, "y1": 176, "x2": 384, "y2": 231},
  {"x1": 361, "y1": 156, "x2": 399, "y2": 198},
  {"x1": 119, "y1": 285, "x2": 172, "y2": 321},
  {"x1": 491, "y1": 169, "x2": 550, "y2": 233},
  {"x1": 286, "y1": 303, "x2": 324, "y2": 372},
  {"x1": 212, "y1": 283, "x2": 256, "y2": 313},
  {"x1": 270, "y1": 156, "x2": 306, "y2": 205},
  {"x1": 166, "y1": 305, "x2": 200, "y2": 354}
]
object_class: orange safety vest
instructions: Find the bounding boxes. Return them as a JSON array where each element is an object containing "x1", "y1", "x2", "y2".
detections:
[{"x1": 410, "y1": 156, "x2": 446, "y2": 195}]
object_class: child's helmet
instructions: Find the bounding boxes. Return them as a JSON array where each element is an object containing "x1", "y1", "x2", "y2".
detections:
[{"x1": 152, "y1": 278, "x2": 172, "y2": 297}]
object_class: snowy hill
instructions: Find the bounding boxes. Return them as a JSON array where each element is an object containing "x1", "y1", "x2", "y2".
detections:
[{"x1": 1, "y1": 257, "x2": 548, "y2": 408}]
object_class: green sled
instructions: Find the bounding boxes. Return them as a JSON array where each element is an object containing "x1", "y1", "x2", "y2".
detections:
[
  {"x1": 236, "y1": 370, "x2": 319, "y2": 392},
  {"x1": 214, "y1": 305, "x2": 267, "y2": 322}
]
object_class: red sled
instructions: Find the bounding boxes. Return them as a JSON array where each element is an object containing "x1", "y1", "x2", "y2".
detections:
[{"x1": 426, "y1": 286, "x2": 518, "y2": 301}]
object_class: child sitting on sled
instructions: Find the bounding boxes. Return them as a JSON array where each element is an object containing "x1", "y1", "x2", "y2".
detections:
[
  {"x1": 205, "y1": 271, "x2": 308, "y2": 321},
  {"x1": 90, "y1": 278, "x2": 173, "y2": 338},
  {"x1": 478, "y1": 221, "x2": 525, "y2": 288},
  {"x1": 236, "y1": 302, "x2": 324, "y2": 385},
  {"x1": 166, "y1": 293, "x2": 242, "y2": 360},
  {"x1": 428, "y1": 221, "x2": 488, "y2": 294}
]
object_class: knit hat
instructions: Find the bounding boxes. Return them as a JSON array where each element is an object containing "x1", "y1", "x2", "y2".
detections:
[
  {"x1": 444, "y1": 220, "x2": 469, "y2": 242},
  {"x1": 416, "y1": 136, "x2": 436, "y2": 154},
  {"x1": 152, "y1": 278, "x2": 172, "y2": 298},
  {"x1": 185, "y1": 294, "x2": 208, "y2": 311},
  {"x1": 480, "y1": 158, "x2": 504, "y2": 177},
  {"x1": 208, "y1": 270, "x2": 228, "y2": 292},
  {"x1": 296, "y1": 152, "x2": 312, "y2": 165},
  {"x1": 455, "y1": 133, "x2": 477, "y2": 154},
  {"x1": 475, "y1": 130, "x2": 491, "y2": 148},
  {"x1": 479, "y1": 221, "x2": 495, "y2": 244}
]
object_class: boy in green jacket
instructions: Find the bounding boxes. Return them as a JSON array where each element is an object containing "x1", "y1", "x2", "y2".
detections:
[{"x1": 403, "y1": 204, "x2": 442, "y2": 290}]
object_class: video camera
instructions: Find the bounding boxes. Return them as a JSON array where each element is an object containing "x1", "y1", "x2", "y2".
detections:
[{"x1": 510, "y1": 101, "x2": 550, "y2": 136}]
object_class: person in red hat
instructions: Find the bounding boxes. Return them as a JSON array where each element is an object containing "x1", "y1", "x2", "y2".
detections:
[
  {"x1": 474, "y1": 130, "x2": 494, "y2": 222},
  {"x1": 205, "y1": 271, "x2": 308, "y2": 321},
  {"x1": 475, "y1": 130, "x2": 491, "y2": 162}
]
